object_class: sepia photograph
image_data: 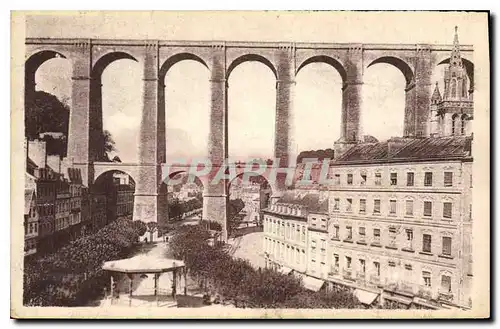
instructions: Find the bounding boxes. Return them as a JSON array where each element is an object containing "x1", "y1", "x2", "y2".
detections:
[{"x1": 10, "y1": 11, "x2": 490, "y2": 319}]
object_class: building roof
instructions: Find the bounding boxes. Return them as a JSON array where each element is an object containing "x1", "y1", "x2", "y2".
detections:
[
  {"x1": 24, "y1": 188, "x2": 35, "y2": 215},
  {"x1": 278, "y1": 191, "x2": 329, "y2": 214},
  {"x1": 334, "y1": 136, "x2": 472, "y2": 165}
]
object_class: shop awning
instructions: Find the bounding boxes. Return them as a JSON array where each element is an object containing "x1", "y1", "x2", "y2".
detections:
[
  {"x1": 278, "y1": 266, "x2": 293, "y2": 275},
  {"x1": 300, "y1": 275, "x2": 325, "y2": 292},
  {"x1": 384, "y1": 293, "x2": 413, "y2": 305},
  {"x1": 354, "y1": 289, "x2": 379, "y2": 305}
]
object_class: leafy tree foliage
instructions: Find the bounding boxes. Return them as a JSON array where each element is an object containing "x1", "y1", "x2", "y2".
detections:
[
  {"x1": 167, "y1": 197, "x2": 203, "y2": 221},
  {"x1": 23, "y1": 219, "x2": 146, "y2": 306},
  {"x1": 168, "y1": 224, "x2": 361, "y2": 309},
  {"x1": 25, "y1": 90, "x2": 117, "y2": 160},
  {"x1": 227, "y1": 198, "x2": 245, "y2": 234},
  {"x1": 296, "y1": 148, "x2": 335, "y2": 164},
  {"x1": 25, "y1": 91, "x2": 69, "y2": 140}
]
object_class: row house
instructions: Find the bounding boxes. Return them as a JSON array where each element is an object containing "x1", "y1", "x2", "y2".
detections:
[
  {"x1": 54, "y1": 177, "x2": 71, "y2": 250},
  {"x1": 114, "y1": 175, "x2": 135, "y2": 221},
  {"x1": 67, "y1": 168, "x2": 84, "y2": 240},
  {"x1": 326, "y1": 136, "x2": 473, "y2": 310},
  {"x1": 24, "y1": 138, "x2": 91, "y2": 256},
  {"x1": 32, "y1": 166, "x2": 58, "y2": 255},
  {"x1": 262, "y1": 191, "x2": 329, "y2": 291},
  {"x1": 24, "y1": 183, "x2": 38, "y2": 258}
]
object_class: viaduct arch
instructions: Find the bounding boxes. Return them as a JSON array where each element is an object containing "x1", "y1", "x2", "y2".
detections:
[{"x1": 24, "y1": 38, "x2": 474, "y2": 241}]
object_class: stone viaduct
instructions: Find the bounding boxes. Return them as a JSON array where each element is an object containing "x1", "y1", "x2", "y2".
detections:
[{"x1": 24, "y1": 37, "x2": 474, "y2": 240}]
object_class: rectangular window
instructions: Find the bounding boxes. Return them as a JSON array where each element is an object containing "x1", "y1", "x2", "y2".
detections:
[
  {"x1": 360, "y1": 173, "x2": 367, "y2": 185},
  {"x1": 424, "y1": 201, "x2": 433, "y2": 217},
  {"x1": 333, "y1": 198, "x2": 340, "y2": 211},
  {"x1": 359, "y1": 199, "x2": 366, "y2": 213},
  {"x1": 373, "y1": 228, "x2": 381, "y2": 243},
  {"x1": 301, "y1": 226, "x2": 306, "y2": 242},
  {"x1": 346, "y1": 226, "x2": 352, "y2": 240},
  {"x1": 389, "y1": 200, "x2": 397, "y2": 214},
  {"x1": 334, "y1": 174, "x2": 340, "y2": 185},
  {"x1": 389, "y1": 227, "x2": 397, "y2": 247},
  {"x1": 390, "y1": 173, "x2": 398, "y2": 186},
  {"x1": 374, "y1": 261, "x2": 380, "y2": 276},
  {"x1": 424, "y1": 172, "x2": 433, "y2": 186},
  {"x1": 334, "y1": 254, "x2": 339, "y2": 268},
  {"x1": 359, "y1": 227, "x2": 366, "y2": 240},
  {"x1": 346, "y1": 256, "x2": 352, "y2": 269},
  {"x1": 347, "y1": 174, "x2": 353, "y2": 185},
  {"x1": 423, "y1": 271, "x2": 432, "y2": 287},
  {"x1": 320, "y1": 218, "x2": 327, "y2": 230},
  {"x1": 375, "y1": 173, "x2": 382, "y2": 186},
  {"x1": 405, "y1": 200, "x2": 414, "y2": 216},
  {"x1": 373, "y1": 199, "x2": 381, "y2": 214},
  {"x1": 333, "y1": 225, "x2": 339, "y2": 239},
  {"x1": 405, "y1": 229, "x2": 414, "y2": 250},
  {"x1": 444, "y1": 172, "x2": 453, "y2": 187},
  {"x1": 346, "y1": 198, "x2": 352, "y2": 212},
  {"x1": 443, "y1": 202, "x2": 452, "y2": 219},
  {"x1": 423, "y1": 234, "x2": 432, "y2": 253},
  {"x1": 407, "y1": 172, "x2": 414, "y2": 186},
  {"x1": 359, "y1": 259, "x2": 366, "y2": 273},
  {"x1": 281, "y1": 222, "x2": 285, "y2": 236},
  {"x1": 388, "y1": 260, "x2": 396, "y2": 267},
  {"x1": 441, "y1": 275, "x2": 452, "y2": 292},
  {"x1": 442, "y1": 236, "x2": 452, "y2": 256}
]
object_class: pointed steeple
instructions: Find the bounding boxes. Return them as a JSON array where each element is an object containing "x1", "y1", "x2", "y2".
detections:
[
  {"x1": 431, "y1": 82, "x2": 442, "y2": 103},
  {"x1": 450, "y1": 26, "x2": 463, "y2": 67}
]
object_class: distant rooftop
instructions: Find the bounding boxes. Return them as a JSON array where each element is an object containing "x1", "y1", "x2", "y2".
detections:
[
  {"x1": 278, "y1": 192, "x2": 329, "y2": 214},
  {"x1": 334, "y1": 136, "x2": 472, "y2": 165}
]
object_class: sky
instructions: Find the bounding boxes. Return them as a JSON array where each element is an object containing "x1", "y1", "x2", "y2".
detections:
[{"x1": 27, "y1": 12, "x2": 475, "y2": 163}]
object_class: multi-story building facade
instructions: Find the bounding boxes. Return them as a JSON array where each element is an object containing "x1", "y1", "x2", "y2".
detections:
[
  {"x1": 261, "y1": 27, "x2": 473, "y2": 310},
  {"x1": 326, "y1": 136, "x2": 472, "y2": 309},
  {"x1": 115, "y1": 183, "x2": 135, "y2": 221},
  {"x1": 67, "y1": 167, "x2": 83, "y2": 240},
  {"x1": 54, "y1": 178, "x2": 71, "y2": 249},
  {"x1": 262, "y1": 193, "x2": 309, "y2": 274},
  {"x1": 33, "y1": 166, "x2": 57, "y2": 255},
  {"x1": 90, "y1": 194, "x2": 108, "y2": 233},
  {"x1": 262, "y1": 191, "x2": 330, "y2": 291},
  {"x1": 307, "y1": 205, "x2": 330, "y2": 280},
  {"x1": 24, "y1": 182, "x2": 38, "y2": 257}
]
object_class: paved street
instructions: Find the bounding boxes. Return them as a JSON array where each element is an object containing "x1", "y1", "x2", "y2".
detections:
[{"x1": 228, "y1": 232, "x2": 265, "y2": 269}]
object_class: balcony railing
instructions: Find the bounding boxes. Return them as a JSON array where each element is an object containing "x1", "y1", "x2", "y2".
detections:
[
  {"x1": 384, "y1": 279, "x2": 416, "y2": 294},
  {"x1": 328, "y1": 268, "x2": 339, "y2": 276},
  {"x1": 342, "y1": 268, "x2": 353, "y2": 280},
  {"x1": 438, "y1": 290, "x2": 454, "y2": 302},
  {"x1": 369, "y1": 274, "x2": 381, "y2": 285},
  {"x1": 415, "y1": 287, "x2": 433, "y2": 300}
]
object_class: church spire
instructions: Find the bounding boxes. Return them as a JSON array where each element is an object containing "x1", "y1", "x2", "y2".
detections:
[
  {"x1": 450, "y1": 26, "x2": 463, "y2": 67},
  {"x1": 431, "y1": 82, "x2": 442, "y2": 104}
]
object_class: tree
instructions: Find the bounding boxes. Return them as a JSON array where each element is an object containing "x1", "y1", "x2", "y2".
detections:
[
  {"x1": 145, "y1": 222, "x2": 158, "y2": 242},
  {"x1": 25, "y1": 90, "x2": 119, "y2": 160},
  {"x1": 25, "y1": 91, "x2": 70, "y2": 140},
  {"x1": 100, "y1": 130, "x2": 117, "y2": 162},
  {"x1": 227, "y1": 198, "x2": 245, "y2": 234},
  {"x1": 23, "y1": 218, "x2": 146, "y2": 306}
]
